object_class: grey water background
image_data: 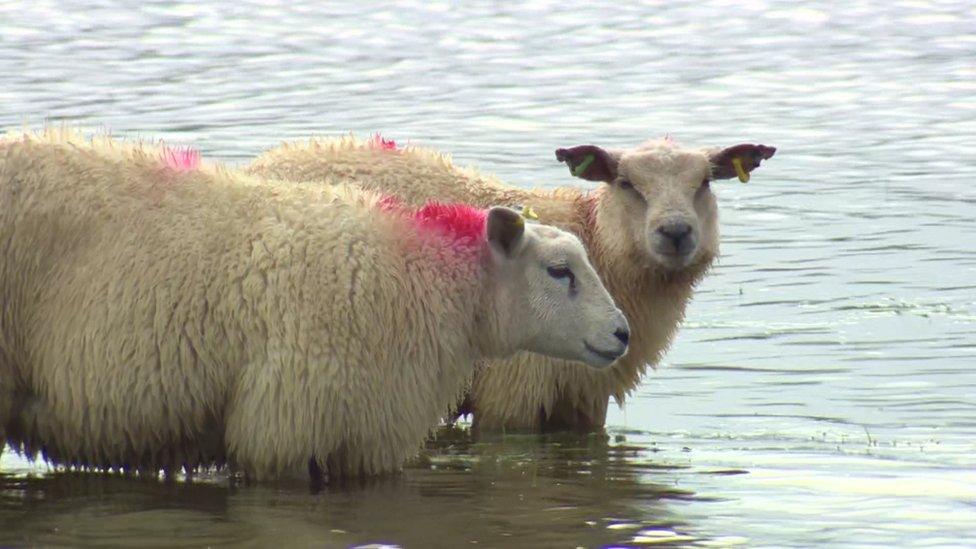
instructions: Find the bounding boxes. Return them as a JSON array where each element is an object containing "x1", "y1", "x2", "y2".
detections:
[{"x1": 1, "y1": 0, "x2": 974, "y2": 546}]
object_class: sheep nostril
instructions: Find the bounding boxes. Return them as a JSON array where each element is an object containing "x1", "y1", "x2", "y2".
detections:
[
  {"x1": 614, "y1": 328, "x2": 630, "y2": 346},
  {"x1": 657, "y1": 222, "x2": 692, "y2": 247}
]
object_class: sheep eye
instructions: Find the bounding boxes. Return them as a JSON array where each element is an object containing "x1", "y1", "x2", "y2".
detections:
[
  {"x1": 700, "y1": 179, "x2": 710, "y2": 189},
  {"x1": 547, "y1": 265, "x2": 577, "y2": 293},
  {"x1": 547, "y1": 266, "x2": 574, "y2": 280},
  {"x1": 618, "y1": 179, "x2": 634, "y2": 190}
]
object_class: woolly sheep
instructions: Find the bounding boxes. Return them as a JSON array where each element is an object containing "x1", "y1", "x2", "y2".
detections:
[
  {"x1": 246, "y1": 135, "x2": 776, "y2": 433},
  {"x1": 0, "y1": 130, "x2": 628, "y2": 480}
]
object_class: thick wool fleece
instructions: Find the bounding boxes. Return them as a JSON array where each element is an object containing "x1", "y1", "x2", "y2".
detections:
[
  {"x1": 0, "y1": 130, "x2": 506, "y2": 479},
  {"x1": 247, "y1": 136, "x2": 714, "y2": 432}
]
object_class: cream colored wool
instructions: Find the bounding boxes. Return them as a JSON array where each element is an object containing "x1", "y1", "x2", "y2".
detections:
[
  {"x1": 247, "y1": 136, "x2": 775, "y2": 432},
  {"x1": 0, "y1": 130, "x2": 624, "y2": 479}
]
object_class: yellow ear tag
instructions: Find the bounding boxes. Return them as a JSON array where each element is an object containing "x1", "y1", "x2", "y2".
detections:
[
  {"x1": 521, "y1": 206, "x2": 539, "y2": 221},
  {"x1": 572, "y1": 154, "x2": 595, "y2": 177},
  {"x1": 732, "y1": 157, "x2": 750, "y2": 183}
]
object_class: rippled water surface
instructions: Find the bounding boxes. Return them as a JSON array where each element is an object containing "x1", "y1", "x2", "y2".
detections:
[{"x1": 2, "y1": 0, "x2": 975, "y2": 546}]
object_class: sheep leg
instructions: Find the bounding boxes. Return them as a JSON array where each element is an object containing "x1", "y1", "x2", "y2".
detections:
[
  {"x1": 0, "y1": 389, "x2": 8, "y2": 458},
  {"x1": 538, "y1": 394, "x2": 609, "y2": 434}
]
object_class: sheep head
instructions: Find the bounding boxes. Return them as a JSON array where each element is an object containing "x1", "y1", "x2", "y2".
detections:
[
  {"x1": 556, "y1": 139, "x2": 775, "y2": 272},
  {"x1": 483, "y1": 207, "x2": 629, "y2": 368}
]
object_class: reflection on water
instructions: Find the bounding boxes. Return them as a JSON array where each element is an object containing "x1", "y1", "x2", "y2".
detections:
[
  {"x1": 2, "y1": 0, "x2": 975, "y2": 546},
  {"x1": 2, "y1": 431, "x2": 707, "y2": 548}
]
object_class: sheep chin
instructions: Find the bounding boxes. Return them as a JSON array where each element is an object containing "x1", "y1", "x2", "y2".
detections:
[{"x1": 647, "y1": 247, "x2": 698, "y2": 272}]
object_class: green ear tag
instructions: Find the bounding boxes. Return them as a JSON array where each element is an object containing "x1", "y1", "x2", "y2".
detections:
[
  {"x1": 732, "y1": 157, "x2": 750, "y2": 183},
  {"x1": 572, "y1": 154, "x2": 595, "y2": 177},
  {"x1": 521, "y1": 205, "x2": 539, "y2": 220}
]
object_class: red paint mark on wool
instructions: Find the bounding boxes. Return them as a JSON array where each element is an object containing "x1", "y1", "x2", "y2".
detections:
[
  {"x1": 377, "y1": 194, "x2": 403, "y2": 212},
  {"x1": 368, "y1": 132, "x2": 398, "y2": 151},
  {"x1": 413, "y1": 202, "x2": 487, "y2": 246},
  {"x1": 161, "y1": 146, "x2": 201, "y2": 172},
  {"x1": 376, "y1": 196, "x2": 487, "y2": 248}
]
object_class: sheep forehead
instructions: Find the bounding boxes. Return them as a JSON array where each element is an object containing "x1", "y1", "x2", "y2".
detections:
[
  {"x1": 532, "y1": 224, "x2": 571, "y2": 241},
  {"x1": 528, "y1": 225, "x2": 583, "y2": 253},
  {"x1": 621, "y1": 142, "x2": 711, "y2": 186}
]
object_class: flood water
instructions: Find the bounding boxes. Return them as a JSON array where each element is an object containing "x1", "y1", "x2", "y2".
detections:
[{"x1": 2, "y1": 0, "x2": 974, "y2": 546}]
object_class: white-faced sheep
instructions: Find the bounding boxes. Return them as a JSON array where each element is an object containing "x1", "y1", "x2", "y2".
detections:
[
  {"x1": 0, "y1": 130, "x2": 627, "y2": 480},
  {"x1": 247, "y1": 135, "x2": 775, "y2": 433}
]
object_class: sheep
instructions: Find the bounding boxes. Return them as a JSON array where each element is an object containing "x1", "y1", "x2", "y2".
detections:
[
  {"x1": 0, "y1": 129, "x2": 628, "y2": 481},
  {"x1": 246, "y1": 134, "x2": 776, "y2": 433}
]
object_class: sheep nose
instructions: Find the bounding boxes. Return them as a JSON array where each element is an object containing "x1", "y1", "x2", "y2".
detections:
[
  {"x1": 657, "y1": 221, "x2": 691, "y2": 253},
  {"x1": 657, "y1": 221, "x2": 693, "y2": 248},
  {"x1": 614, "y1": 328, "x2": 630, "y2": 346}
]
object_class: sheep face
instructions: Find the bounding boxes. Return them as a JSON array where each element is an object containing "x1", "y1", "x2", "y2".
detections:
[
  {"x1": 555, "y1": 140, "x2": 776, "y2": 272},
  {"x1": 485, "y1": 207, "x2": 629, "y2": 369},
  {"x1": 616, "y1": 146, "x2": 716, "y2": 270}
]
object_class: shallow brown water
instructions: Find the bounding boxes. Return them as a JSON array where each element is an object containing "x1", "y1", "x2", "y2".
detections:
[
  {"x1": 3, "y1": 433, "x2": 709, "y2": 547},
  {"x1": 2, "y1": 0, "x2": 975, "y2": 546}
]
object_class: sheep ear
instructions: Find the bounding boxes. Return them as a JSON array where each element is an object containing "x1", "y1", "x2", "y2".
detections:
[
  {"x1": 486, "y1": 207, "x2": 525, "y2": 257},
  {"x1": 708, "y1": 144, "x2": 777, "y2": 182},
  {"x1": 555, "y1": 145, "x2": 619, "y2": 183}
]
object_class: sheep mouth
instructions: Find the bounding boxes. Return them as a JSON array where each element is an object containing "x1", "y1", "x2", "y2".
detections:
[
  {"x1": 584, "y1": 341, "x2": 624, "y2": 364},
  {"x1": 657, "y1": 249, "x2": 692, "y2": 258},
  {"x1": 652, "y1": 248, "x2": 696, "y2": 269}
]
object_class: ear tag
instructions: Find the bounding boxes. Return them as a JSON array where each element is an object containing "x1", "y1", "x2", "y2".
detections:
[
  {"x1": 572, "y1": 154, "x2": 595, "y2": 177},
  {"x1": 732, "y1": 157, "x2": 750, "y2": 183},
  {"x1": 521, "y1": 206, "x2": 539, "y2": 221}
]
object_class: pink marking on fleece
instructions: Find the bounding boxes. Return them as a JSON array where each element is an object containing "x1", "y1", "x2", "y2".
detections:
[
  {"x1": 413, "y1": 202, "x2": 487, "y2": 246},
  {"x1": 368, "y1": 132, "x2": 398, "y2": 151},
  {"x1": 161, "y1": 145, "x2": 201, "y2": 172},
  {"x1": 377, "y1": 194, "x2": 404, "y2": 212},
  {"x1": 377, "y1": 195, "x2": 487, "y2": 248}
]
